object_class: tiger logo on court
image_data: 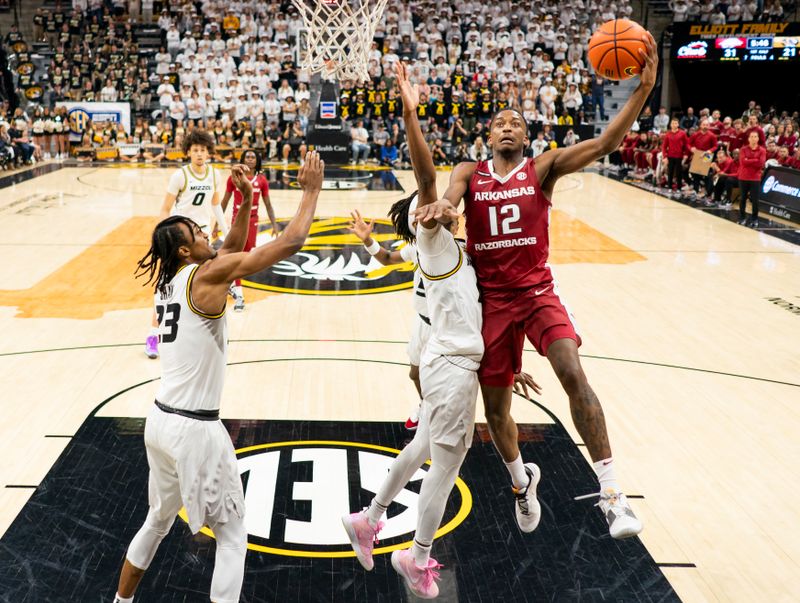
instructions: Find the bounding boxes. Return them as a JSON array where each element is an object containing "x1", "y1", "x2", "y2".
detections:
[{"x1": 243, "y1": 217, "x2": 414, "y2": 295}]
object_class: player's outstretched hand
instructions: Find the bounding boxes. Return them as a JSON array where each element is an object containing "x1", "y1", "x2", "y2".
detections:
[
  {"x1": 395, "y1": 60, "x2": 420, "y2": 111},
  {"x1": 347, "y1": 209, "x2": 374, "y2": 242},
  {"x1": 513, "y1": 371, "x2": 543, "y2": 399},
  {"x1": 297, "y1": 151, "x2": 324, "y2": 192},
  {"x1": 413, "y1": 198, "x2": 460, "y2": 225},
  {"x1": 230, "y1": 164, "x2": 253, "y2": 196},
  {"x1": 638, "y1": 31, "x2": 658, "y2": 91}
]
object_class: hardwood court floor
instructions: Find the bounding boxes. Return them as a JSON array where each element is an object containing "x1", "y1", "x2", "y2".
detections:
[{"x1": 0, "y1": 165, "x2": 798, "y2": 602}]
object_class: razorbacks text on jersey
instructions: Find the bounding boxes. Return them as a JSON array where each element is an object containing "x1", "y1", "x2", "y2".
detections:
[
  {"x1": 154, "y1": 264, "x2": 227, "y2": 413},
  {"x1": 464, "y1": 158, "x2": 553, "y2": 290},
  {"x1": 166, "y1": 164, "x2": 218, "y2": 230}
]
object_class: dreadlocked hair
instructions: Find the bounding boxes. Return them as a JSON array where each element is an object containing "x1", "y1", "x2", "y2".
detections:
[
  {"x1": 181, "y1": 128, "x2": 216, "y2": 156},
  {"x1": 388, "y1": 191, "x2": 418, "y2": 243},
  {"x1": 135, "y1": 216, "x2": 197, "y2": 295}
]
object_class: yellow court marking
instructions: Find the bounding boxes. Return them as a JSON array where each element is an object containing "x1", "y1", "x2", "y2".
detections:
[
  {"x1": 177, "y1": 440, "x2": 473, "y2": 558},
  {"x1": 0, "y1": 210, "x2": 642, "y2": 318},
  {"x1": 0, "y1": 217, "x2": 275, "y2": 319},
  {"x1": 550, "y1": 209, "x2": 646, "y2": 264}
]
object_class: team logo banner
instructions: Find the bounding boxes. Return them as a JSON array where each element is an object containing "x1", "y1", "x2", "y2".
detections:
[
  {"x1": 244, "y1": 216, "x2": 414, "y2": 295},
  {"x1": 56, "y1": 101, "x2": 132, "y2": 142}
]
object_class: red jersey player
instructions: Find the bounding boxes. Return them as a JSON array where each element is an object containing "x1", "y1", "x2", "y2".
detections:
[
  {"x1": 220, "y1": 149, "x2": 280, "y2": 311},
  {"x1": 416, "y1": 33, "x2": 659, "y2": 540}
]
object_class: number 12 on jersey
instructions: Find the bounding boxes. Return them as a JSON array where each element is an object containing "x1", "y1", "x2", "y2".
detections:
[{"x1": 488, "y1": 203, "x2": 522, "y2": 236}]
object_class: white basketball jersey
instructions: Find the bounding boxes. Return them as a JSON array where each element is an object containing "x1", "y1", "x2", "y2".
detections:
[
  {"x1": 155, "y1": 263, "x2": 227, "y2": 412},
  {"x1": 416, "y1": 226, "x2": 483, "y2": 368},
  {"x1": 170, "y1": 164, "x2": 218, "y2": 230},
  {"x1": 399, "y1": 242, "x2": 428, "y2": 316}
]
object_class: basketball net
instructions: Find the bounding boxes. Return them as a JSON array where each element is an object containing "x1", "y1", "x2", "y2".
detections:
[{"x1": 291, "y1": 0, "x2": 389, "y2": 83}]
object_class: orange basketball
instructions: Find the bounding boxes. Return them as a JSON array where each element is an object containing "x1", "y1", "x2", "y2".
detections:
[{"x1": 587, "y1": 19, "x2": 648, "y2": 81}]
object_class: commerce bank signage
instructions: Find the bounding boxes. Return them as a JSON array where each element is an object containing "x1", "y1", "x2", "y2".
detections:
[{"x1": 761, "y1": 166, "x2": 800, "y2": 224}]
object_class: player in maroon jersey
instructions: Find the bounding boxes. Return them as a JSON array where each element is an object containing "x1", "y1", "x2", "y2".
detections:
[
  {"x1": 415, "y1": 34, "x2": 659, "y2": 540},
  {"x1": 220, "y1": 149, "x2": 280, "y2": 311}
]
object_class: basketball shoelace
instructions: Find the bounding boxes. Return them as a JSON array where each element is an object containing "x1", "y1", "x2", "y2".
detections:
[
  {"x1": 372, "y1": 520, "x2": 385, "y2": 545},
  {"x1": 420, "y1": 560, "x2": 443, "y2": 590},
  {"x1": 512, "y1": 472, "x2": 534, "y2": 515},
  {"x1": 574, "y1": 490, "x2": 635, "y2": 519}
]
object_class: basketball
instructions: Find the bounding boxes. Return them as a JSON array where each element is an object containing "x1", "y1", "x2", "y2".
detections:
[{"x1": 587, "y1": 19, "x2": 648, "y2": 81}]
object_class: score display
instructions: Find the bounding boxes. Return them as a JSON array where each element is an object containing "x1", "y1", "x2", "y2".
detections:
[{"x1": 672, "y1": 22, "x2": 800, "y2": 62}]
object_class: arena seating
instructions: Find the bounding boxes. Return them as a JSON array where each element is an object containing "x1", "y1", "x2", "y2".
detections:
[{"x1": 0, "y1": 0, "x2": 644, "y2": 165}]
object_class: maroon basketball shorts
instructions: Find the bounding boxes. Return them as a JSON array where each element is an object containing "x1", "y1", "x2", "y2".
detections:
[
  {"x1": 478, "y1": 284, "x2": 582, "y2": 387},
  {"x1": 244, "y1": 219, "x2": 258, "y2": 252}
]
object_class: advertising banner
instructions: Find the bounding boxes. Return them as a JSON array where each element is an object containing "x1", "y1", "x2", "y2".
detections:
[
  {"x1": 56, "y1": 102, "x2": 132, "y2": 142},
  {"x1": 760, "y1": 166, "x2": 800, "y2": 224}
]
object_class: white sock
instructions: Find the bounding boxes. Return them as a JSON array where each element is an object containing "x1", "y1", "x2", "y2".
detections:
[
  {"x1": 234, "y1": 285, "x2": 243, "y2": 300},
  {"x1": 593, "y1": 457, "x2": 621, "y2": 492},
  {"x1": 114, "y1": 594, "x2": 134, "y2": 603},
  {"x1": 365, "y1": 498, "x2": 387, "y2": 528},
  {"x1": 412, "y1": 539, "x2": 431, "y2": 567},
  {"x1": 504, "y1": 453, "x2": 529, "y2": 489},
  {"x1": 148, "y1": 327, "x2": 158, "y2": 337},
  {"x1": 408, "y1": 403, "x2": 420, "y2": 422}
]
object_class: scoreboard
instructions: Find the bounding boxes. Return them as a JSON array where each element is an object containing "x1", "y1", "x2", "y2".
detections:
[{"x1": 672, "y1": 22, "x2": 800, "y2": 62}]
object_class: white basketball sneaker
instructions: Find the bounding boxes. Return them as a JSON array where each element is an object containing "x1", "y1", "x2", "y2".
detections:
[
  {"x1": 576, "y1": 488, "x2": 643, "y2": 539},
  {"x1": 512, "y1": 462, "x2": 542, "y2": 533}
]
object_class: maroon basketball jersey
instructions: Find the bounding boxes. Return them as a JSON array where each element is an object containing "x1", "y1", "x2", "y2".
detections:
[{"x1": 464, "y1": 158, "x2": 552, "y2": 290}]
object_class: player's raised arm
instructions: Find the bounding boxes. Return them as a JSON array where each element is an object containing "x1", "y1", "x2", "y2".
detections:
[
  {"x1": 218, "y1": 165, "x2": 253, "y2": 255},
  {"x1": 543, "y1": 32, "x2": 658, "y2": 185},
  {"x1": 440, "y1": 161, "x2": 475, "y2": 209},
  {"x1": 347, "y1": 209, "x2": 408, "y2": 265},
  {"x1": 195, "y1": 152, "x2": 323, "y2": 294},
  {"x1": 396, "y1": 61, "x2": 438, "y2": 224}
]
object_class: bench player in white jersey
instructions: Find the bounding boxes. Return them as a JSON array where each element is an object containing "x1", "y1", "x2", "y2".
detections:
[
  {"x1": 144, "y1": 130, "x2": 230, "y2": 359},
  {"x1": 341, "y1": 61, "x2": 499, "y2": 600},
  {"x1": 113, "y1": 154, "x2": 324, "y2": 603}
]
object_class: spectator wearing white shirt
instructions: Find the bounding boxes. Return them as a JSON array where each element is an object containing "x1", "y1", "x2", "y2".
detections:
[
  {"x1": 727, "y1": 0, "x2": 743, "y2": 21},
  {"x1": 653, "y1": 106, "x2": 670, "y2": 133},
  {"x1": 531, "y1": 131, "x2": 549, "y2": 157},
  {"x1": 538, "y1": 77, "x2": 557, "y2": 114},
  {"x1": 235, "y1": 93, "x2": 250, "y2": 122},
  {"x1": 276, "y1": 79, "x2": 294, "y2": 102},
  {"x1": 157, "y1": 77, "x2": 176, "y2": 117},
  {"x1": 248, "y1": 90, "x2": 265, "y2": 123},
  {"x1": 562, "y1": 83, "x2": 583, "y2": 121},
  {"x1": 186, "y1": 91, "x2": 204, "y2": 124},
  {"x1": 100, "y1": 79, "x2": 118, "y2": 102},
  {"x1": 710, "y1": 6, "x2": 727, "y2": 24},
  {"x1": 168, "y1": 94, "x2": 187, "y2": 129},
  {"x1": 219, "y1": 92, "x2": 236, "y2": 124},
  {"x1": 351, "y1": 119, "x2": 370, "y2": 164},
  {"x1": 469, "y1": 136, "x2": 490, "y2": 161},
  {"x1": 264, "y1": 91, "x2": 282, "y2": 124},
  {"x1": 166, "y1": 24, "x2": 181, "y2": 59}
]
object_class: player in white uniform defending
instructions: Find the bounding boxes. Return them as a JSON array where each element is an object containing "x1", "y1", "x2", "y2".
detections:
[
  {"x1": 114, "y1": 153, "x2": 324, "y2": 603},
  {"x1": 145, "y1": 130, "x2": 229, "y2": 359},
  {"x1": 341, "y1": 62, "x2": 520, "y2": 599},
  {"x1": 347, "y1": 205, "x2": 428, "y2": 430}
]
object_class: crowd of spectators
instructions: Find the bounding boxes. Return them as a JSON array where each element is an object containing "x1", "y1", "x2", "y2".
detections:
[
  {"x1": 1, "y1": 0, "x2": 638, "y2": 166},
  {"x1": 614, "y1": 99, "x2": 798, "y2": 223},
  {"x1": 668, "y1": 0, "x2": 792, "y2": 23}
]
